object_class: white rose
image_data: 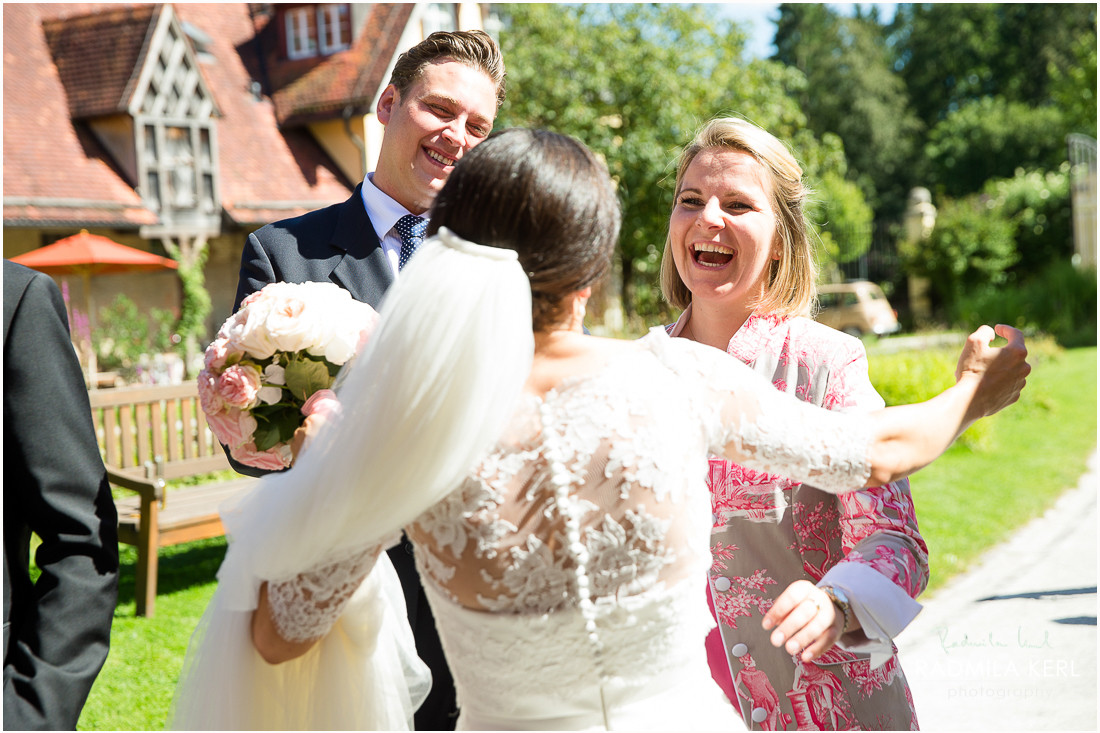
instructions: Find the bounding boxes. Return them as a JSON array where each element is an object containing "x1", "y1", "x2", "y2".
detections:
[
  {"x1": 226, "y1": 301, "x2": 278, "y2": 359},
  {"x1": 268, "y1": 304, "x2": 321, "y2": 354}
]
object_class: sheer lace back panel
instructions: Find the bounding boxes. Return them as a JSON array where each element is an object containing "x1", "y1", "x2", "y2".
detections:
[
  {"x1": 406, "y1": 339, "x2": 715, "y2": 615},
  {"x1": 406, "y1": 332, "x2": 728, "y2": 727}
]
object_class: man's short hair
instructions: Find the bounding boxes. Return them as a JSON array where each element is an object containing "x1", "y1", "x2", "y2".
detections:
[{"x1": 388, "y1": 29, "x2": 506, "y2": 109}]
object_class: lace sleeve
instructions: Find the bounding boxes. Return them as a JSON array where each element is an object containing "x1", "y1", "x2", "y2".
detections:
[
  {"x1": 265, "y1": 533, "x2": 398, "y2": 643},
  {"x1": 719, "y1": 394, "x2": 873, "y2": 493},
  {"x1": 652, "y1": 331, "x2": 873, "y2": 493}
]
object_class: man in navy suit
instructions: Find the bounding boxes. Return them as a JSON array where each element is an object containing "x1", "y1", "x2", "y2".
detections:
[
  {"x1": 4, "y1": 261, "x2": 119, "y2": 730},
  {"x1": 232, "y1": 29, "x2": 505, "y2": 313},
  {"x1": 229, "y1": 30, "x2": 505, "y2": 731}
]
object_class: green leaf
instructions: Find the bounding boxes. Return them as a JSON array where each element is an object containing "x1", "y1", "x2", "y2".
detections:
[
  {"x1": 251, "y1": 418, "x2": 282, "y2": 452},
  {"x1": 284, "y1": 356, "x2": 334, "y2": 401},
  {"x1": 251, "y1": 408, "x2": 302, "y2": 451}
]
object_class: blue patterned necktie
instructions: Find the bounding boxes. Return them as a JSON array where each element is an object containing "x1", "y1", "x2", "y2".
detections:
[{"x1": 395, "y1": 214, "x2": 428, "y2": 270}]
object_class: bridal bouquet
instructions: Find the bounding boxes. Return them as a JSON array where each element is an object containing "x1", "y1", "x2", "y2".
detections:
[{"x1": 198, "y1": 281, "x2": 379, "y2": 470}]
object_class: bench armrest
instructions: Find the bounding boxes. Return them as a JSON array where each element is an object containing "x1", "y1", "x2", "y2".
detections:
[{"x1": 106, "y1": 462, "x2": 165, "y2": 505}]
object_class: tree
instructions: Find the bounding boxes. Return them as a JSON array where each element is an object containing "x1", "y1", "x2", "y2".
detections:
[
  {"x1": 495, "y1": 4, "x2": 859, "y2": 324},
  {"x1": 923, "y1": 97, "x2": 1067, "y2": 199},
  {"x1": 1049, "y1": 25, "x2": 1098, "y2": 139},
  {"x1": 773, "y1": 3, "x2": 922, "y2": 219},
  {"x1": 891, "y1": 3, "x2": 1097, "y2": 126},
  {"x1": 161, "y1": 235, "x2": 211, "y2": 376}
]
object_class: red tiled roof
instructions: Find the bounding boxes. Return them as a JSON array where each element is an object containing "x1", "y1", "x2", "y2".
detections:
[
  {"x1": 42, "y1": 3, "x2": 159, "y2": 119},
  {"x1": 3, "y1": 3, "x2": 153, "y2": 226},
  {"x1": 4, "y1": 3, "x2": 365, "y2": 230},
  {"x1": 265, "y1": 4, "x2": 413, "y2": 125}
]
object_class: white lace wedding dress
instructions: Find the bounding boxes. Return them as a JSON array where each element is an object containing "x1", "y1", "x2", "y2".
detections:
[{"x1": 257, "y1": 328, "x2": 872, "y2": 731}]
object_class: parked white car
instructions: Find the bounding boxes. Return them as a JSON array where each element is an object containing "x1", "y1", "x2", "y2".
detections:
[{"x1": 815, "y1": 281, "x2": 901, "y2": 337}]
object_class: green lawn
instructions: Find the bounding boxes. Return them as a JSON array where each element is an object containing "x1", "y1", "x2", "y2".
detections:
[
  {"x1": 77, "y1": 539, "x2": 226, "y2": 731},
  {"x1": 76, "y1": 346, "x2": 1097, "y2": 730},
  {"x1": 886, "y1": 346, "x2": 1097, "y2": 593}
]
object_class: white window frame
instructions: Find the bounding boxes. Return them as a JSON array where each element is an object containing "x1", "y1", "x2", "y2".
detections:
[
  {"x1": 286, "y1": 7, "x2": 316, "y2": 60},
  {"x1": 317, "y1": 4, "x2": 350, "y2": 55}
]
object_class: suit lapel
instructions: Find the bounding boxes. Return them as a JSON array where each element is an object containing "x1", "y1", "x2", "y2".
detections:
[{"x1": 328, "y1": 184, "x2": 395, "y2": 309}]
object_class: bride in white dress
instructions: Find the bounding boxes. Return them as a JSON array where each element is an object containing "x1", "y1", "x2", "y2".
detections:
[{"x1": 171, "y1": 129, "x2": 1028, "y2": 731}]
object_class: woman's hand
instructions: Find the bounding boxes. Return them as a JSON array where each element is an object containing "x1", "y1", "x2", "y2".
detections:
[
  {"x1": 290, "y1": 413, "x2": 326, "y2": 461},
  {"x1": 955, "y1": 325, "x2": 1031, "y2": 422},
  {"x1": 290, "y1": 389, "x2": 341, "y2": 462},
  {"x1": 761, "y1": 580, "x2": 851, "y2": 662},
  {"x1": 251, "y1": 582, "x2": 322, "y2": 664}
]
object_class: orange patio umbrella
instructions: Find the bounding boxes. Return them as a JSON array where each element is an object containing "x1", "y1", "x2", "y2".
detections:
[{"x1": 11, "y1": 230, "x2": 178, "y2": 384}]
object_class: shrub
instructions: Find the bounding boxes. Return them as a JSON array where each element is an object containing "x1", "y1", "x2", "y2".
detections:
[
  {"x1": 94, "y1": 294, "x2": 179, "y2": 381},
  {"x1": 952, "y1": 260, "x2": 1097, "y2": 347},
  {"x1": 867, "y1": 333, "x2": 1064, "y2": 451},
  {"x1": 982, "y1": 165, "x2": 1073, "y2": 277},
  {"x1": 869, "y1": 347, "x2": 992, "y2": 449},
  {"x1": 899, "y1": 193, "x2": 1018, "y2": 313}
]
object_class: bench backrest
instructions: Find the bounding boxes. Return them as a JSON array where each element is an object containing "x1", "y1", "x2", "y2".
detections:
[{"x1": 88, "y1": 382, "x2": 230, "y2": 480}]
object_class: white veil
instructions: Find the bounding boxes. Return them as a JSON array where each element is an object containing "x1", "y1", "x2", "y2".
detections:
[{"x1": 171, "y1": 229, "x2": 535, "y2": 730}]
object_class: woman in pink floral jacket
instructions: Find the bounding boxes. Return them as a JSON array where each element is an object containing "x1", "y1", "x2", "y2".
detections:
[{"x1": 660, "y1": 117, "x2": 927, "y2": 730}]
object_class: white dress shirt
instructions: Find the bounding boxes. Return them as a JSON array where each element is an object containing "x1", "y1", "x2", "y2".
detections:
[{"x1": 360, "y1": 173, "x2": 427, "y2": 276}]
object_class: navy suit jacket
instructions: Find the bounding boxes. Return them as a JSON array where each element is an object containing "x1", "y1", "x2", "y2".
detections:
[
  {"x1": 3, "y1": 262, "x2": 119, "y2": 729},
  {"x1": 234, "y1": 183, "x2": 394, "y2": 312}
]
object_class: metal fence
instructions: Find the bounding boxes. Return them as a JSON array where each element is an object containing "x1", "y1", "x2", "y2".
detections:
[{"x1": 829, "y1": 220, "x2": 904, "y2": 286}]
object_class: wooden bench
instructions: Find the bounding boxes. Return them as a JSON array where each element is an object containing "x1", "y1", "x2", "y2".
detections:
[{"x1": 88, "y1": 382, "x2": 258, "y2": 617}]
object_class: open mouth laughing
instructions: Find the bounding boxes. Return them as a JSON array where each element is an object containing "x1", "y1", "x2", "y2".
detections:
[
  {"x1": 426, "y1": 148, "x2": 456, "y2": 167},
  {"x1": 692, "y1": 241, "x2": 735, "y2": 268}
]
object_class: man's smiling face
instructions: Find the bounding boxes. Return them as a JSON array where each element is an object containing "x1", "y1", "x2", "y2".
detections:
[{"x1": 373, "y1": 59, "x2": 498, "y2": 214}]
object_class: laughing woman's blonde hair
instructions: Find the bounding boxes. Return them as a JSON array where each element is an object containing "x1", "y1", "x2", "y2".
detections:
[{"x1": 659, "y1": 117, "x2": 817, "y2": 316}]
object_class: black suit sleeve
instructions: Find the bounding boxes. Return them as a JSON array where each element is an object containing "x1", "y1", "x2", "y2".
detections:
[
  {"x1": 222, "y1": 231, "x2": 286, "y2": 478},
  {"x1": 233, "y1": 230, "x2": 278, "y2": 313},
  {"x1": 3, "y1": 265, "x2": 119, "y2": 730}
]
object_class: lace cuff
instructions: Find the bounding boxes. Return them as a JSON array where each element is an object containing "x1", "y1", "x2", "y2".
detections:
[{"x1": 266, "y1": 538, "x2": 391, "y2": 643}]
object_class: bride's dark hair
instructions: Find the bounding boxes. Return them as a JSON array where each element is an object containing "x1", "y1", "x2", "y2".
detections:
[{"x1": 427, "y1": 128, "x2": 622, "y2": 331}]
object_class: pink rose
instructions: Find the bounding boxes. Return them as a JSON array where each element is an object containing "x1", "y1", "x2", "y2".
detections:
[
  {"x1": 231, "y1": 441, "x2": 293, "y2": 470},
  {"x1": 196, "y1": 368, "x2": 225, "y2": 415},
  {"x1": 204, "y1": 337, "x2": 234, "y2": 371},
  {"x1": 217, "y1": 364, "x2": 262, "y2": 409},
  {"x1": 300, "y1": 388, "x2": 341, "y2": 419},
  {"x1": 206, "y1": 408, "x2": 258, "y2": 449}
]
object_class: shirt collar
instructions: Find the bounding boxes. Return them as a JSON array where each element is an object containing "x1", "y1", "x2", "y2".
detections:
[{"x1": 360, "y1": 173, "x2": 420, "y2": 242}]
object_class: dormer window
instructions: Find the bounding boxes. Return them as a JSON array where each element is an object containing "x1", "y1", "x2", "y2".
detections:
[
  {"x1": 421, "y1": 3, "x2": 457, "y2": 37},
  {"x1": 318, "y1": 4, "x2": 349, "y2": 54},
  {"x1": 133, "y1": 17, "x2": 218, "y2": 227},
  {"x1": 285, "y1": 4, "x2": 349, "y2": 60}
]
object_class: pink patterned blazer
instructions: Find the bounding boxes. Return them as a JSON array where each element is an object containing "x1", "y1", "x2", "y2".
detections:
[{"x1": 668, "y1": 307, "x2": 928, "y2": 731}]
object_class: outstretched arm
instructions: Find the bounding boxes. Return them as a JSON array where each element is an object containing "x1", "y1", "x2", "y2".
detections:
[{"x1": 716, "y1": 325, "x2": 1030, "y2": 492}]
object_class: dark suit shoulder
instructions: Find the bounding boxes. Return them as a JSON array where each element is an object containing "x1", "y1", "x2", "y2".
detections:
[
  {"x1": 4, "y1": 261, "x2": 64, "y2": 342},
  {"x1": 250, "y1": 185, "x2": 369, "y2": 254}
]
